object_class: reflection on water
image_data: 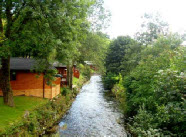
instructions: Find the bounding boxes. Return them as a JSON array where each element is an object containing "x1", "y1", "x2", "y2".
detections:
[{"x1": 47, "y1": 75, "x2": 127, "y2": 137}]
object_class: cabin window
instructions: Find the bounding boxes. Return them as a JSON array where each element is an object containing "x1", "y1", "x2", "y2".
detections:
[{"x1": 10, "y1": 71, "x2": 16, "y2": 81}]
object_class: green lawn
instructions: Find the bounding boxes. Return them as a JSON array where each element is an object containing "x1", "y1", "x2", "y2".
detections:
[
  {"x1": 73, "y1": 74, "x2": 84, "y2": 85},
  {"x1": 0, "y1": 96, "x2": 48, "y2": 132},
  {"x1": 73, "y1": 76, "x2": 79, "y2": 85}
]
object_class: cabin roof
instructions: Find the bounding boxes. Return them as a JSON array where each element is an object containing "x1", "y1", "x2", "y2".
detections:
[
  {"x1": 10, "y1": 58, "x2": 55, "y2": 71},
  {"x1": 84, "y1": 61, "x2": 93, "y2": 65},
  {"x1": 0, "y1": 58, "x2": 67, "y2": 70},
  {"x1": 53, "y1": 61, "x2": 67, "y2": 67},
  {"x1": 10, "y1": 58, "x2": 36, "y2": 70}
]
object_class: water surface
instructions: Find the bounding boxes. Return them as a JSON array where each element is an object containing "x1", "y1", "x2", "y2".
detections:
[{"x1": 48, "y1": 75, "x2": 127, "y2": 137}]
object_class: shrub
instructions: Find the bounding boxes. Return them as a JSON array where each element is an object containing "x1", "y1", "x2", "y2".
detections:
[
  {"x1": 82, "y1": 66, "x2": 91, "y2": 79},
  {"x1": 128, "y1": 105, "x2": 162, "y2": 137},
  {"x1": 125, "y1": 48, "x2": 185, "y2": 136},
  {"x1": 104, "y1": 35, "x2": 185, "y2": 136},
  {"x1": 61, "y1": 87, "x2": 71, "y2": 96},
  {"x1": 102, "y1": 72, "x2": 119, "y2": 90}
]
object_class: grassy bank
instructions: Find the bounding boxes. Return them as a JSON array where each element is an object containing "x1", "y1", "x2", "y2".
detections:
[
  {"x1": 0, "y1": 92, "x2": 77, "y2": 136},
  {"x1": 0, "y1": 97, "x2": 48, "y2": 133},
  {"x1": 73, "y1": 74, "x2": 87, "y2": 88},
  {"x1": 0, "y1": 75, "x2": 88, "y2": 136}
]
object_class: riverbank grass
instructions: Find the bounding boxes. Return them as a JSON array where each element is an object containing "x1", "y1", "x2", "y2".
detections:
[
  {"x1": 73, "y1": 76, "x2": 79, "y2": 85},
  {"x1": 0, "y1": 96, "x2": 48, "y2": 132},
  {"x1": 73, "y1": 74, "x2": 86, "y2": 86}
]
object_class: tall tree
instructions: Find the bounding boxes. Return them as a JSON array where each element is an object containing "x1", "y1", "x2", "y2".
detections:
[
  {"x1": 53, "y1": 0, "x2": 91, "y2": 89},
  {"x1": 0, "y1": 0, "x2": 110, "y2": 104},
  {"x1": 105, "y1": 36, "x2": 137, "y2": 74},
  {"x1": 88, "y1": 0, "x2": 111, "y2": 32},
  {"x1": 79, "y1": 32, "x2": 110, "y2": 73},
  {"x1": 0, "y1": 0, "x2": 17, "y2": 106},
  {"x1": 55, "y1": 0, "x2": 110, "y2": 87},
  {"x1": 0, "y1": 0, "x2": 81, "y2": 106},
  {"x1": 135, "y1": 13, "x2": 169, "y2": 46}
]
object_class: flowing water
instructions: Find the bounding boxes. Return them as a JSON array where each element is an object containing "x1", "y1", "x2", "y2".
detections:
[{"x1": 47, "y1": 75, "x2": 127, "y2": 137}]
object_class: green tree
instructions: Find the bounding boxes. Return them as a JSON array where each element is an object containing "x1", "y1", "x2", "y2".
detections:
[
  {"x1": 0, "y1": 0, "x2": 61, "y2": 106},
  {"x1": 88, "y1": 0, "x2": 111, "y2": 31},
  {"x1": 79, "y1": 32, "x2": 110, "y2": 73},
  {"x1": 57, "y1": 0, "x2": 108, "y2": 88},
  {"x1": 54, "y1": 0, "x2": 92, "y2": 89},
  {"x1": 0, "y1": 0, "x2": 110, "y2": 105},
  {"x1": 135, "y1": 13, "x2": 169, "y2": 46},
  {"x1": 0, "y1": 0, "x2": 92, "y2": 106},
  {"x1": 120, "y1": 41, "x2": 142, "y2": 76},
  {"x1": 105, "y1": 36, "x2": 138, "y2": 75},
  {"x1": 124, "y1": 35, "x2": 184, "y2": 135}
]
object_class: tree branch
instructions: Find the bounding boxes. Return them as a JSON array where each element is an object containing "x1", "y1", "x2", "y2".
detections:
[
  {"x1": 0, "y1": 0, "x2": 3, "y2": 33},
  {"x1": 12, "y1": 1, "x2": 26, "y2": 22},
  {"x1": 5, "y1": 0, "x2": 13, "y2": 38}
]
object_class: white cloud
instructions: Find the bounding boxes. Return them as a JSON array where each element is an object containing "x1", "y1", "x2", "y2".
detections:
[{"x1": 103, "y1": 0, "x2": 186, "y2": 38}]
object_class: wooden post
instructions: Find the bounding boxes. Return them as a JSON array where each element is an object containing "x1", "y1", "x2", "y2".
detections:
[{"x1": 43, "y1": 73, "x2": 45, "y2": 98}]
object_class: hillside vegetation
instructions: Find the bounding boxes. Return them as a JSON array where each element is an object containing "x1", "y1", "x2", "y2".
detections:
[{"x1": 103, "y1": 14, "x2": 185, "y2": 136}]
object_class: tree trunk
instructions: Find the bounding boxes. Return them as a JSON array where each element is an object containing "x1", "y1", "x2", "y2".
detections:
[
  {"x1": 69, "y1": 65, "x2": 73, "y2": 89},
  {"x1": 43, "y1": 73, "x2": 45, "y2": 98},
  {"x1": 66, "y1": 62, "x2": 73, "y2": 89},
  {"x1": 0, "y1": 1, "x2": 2, "y2": 33},
  {"x1": 66, "y1": 64, "x2": 70, "y2": 87},
  {"x1": 0, "y1": 57, "x2": 14, "y2": 107},
  {"x1": 0, "y1": 0, "x2": 14, "y2": 106}
]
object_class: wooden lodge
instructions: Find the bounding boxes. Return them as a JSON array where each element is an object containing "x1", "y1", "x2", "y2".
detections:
[
  {"x1": 84, "y1": 61, "x2": 97, "y2": 70},
  {"x1": 53, "y1": 62, "x2": 68, "y2": 86},
  {"x1": 73, "y1": 65, "x2": 80, "y2": 78},
  {"x1": 53, "y1": 62, "x2": 80, "y2": 86},
  {"x1": 0, "y1": 58, "x2": 61, "y2": 99}
]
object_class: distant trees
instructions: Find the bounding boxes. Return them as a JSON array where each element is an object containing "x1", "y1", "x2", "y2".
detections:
[
  {"x1": 135, "y1": 13, "x2": 169, "y2": 46},
  {"x1": 105, "y1": 36, "x2": 140, "y2": 75},
  {"x1": 79, "y1": 32, "x2": 110, "y2": 73},
  {"x1": 88, "y1": 0, "x2": 111, "y2": 31}
]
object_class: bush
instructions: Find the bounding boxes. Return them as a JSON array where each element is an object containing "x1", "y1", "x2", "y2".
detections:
[
  {"x1": 79, "y1": 64, "x2": 91, "y2": 80},
  {"x1": 102, "y1": 72, "x2": 119, "y2": 90},
  {"x1": 82, "y1": 66, "x2": 91, "y2": 79},
  {"x1": 104, "y1": 35, "x2": 185, "y2": 136},
  {"x1": 124, "y1": 48, "x2": 185, "y2": 136},
  {"x1": 128, "y1": 105, "x2": 162, "y2": 137},
  {"x1": 111, "y1": 74, "x2": 127, "y2": 113},
  {"x1": 61, "y1": 87, "x2": 71, "y2": 96}
]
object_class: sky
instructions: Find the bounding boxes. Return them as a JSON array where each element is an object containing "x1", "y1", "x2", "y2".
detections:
[{"x1": 103, "y1": 0, "x2": 186, "y2": 38}]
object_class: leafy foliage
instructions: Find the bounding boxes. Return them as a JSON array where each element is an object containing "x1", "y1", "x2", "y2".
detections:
[
  {"x1": 124, "y1": 37, "x2": 185, "y2": 135},
  {"x1": 102, "y1": 72, "x2": 119, "y2": 90},
  {"x1": 105, "y1": 36, "x2": 139, "y2": 75},
  {"x1": 79, "y1": 32, "x2": 110, "y2": 73},
  {"x1": 88, "y1": 0, "x2": 111, "y2": 31},
  {"x1": 104, "y1": 31, "x2": 185, "y2": 136},
  {"x1": 0, "y1": 0, "x2": 110, "y2": 105},
  {"x1": 135, "y1": 13, "x2": 169, "y2": 46},
  {"x1": 78, "y1": 64, "x2": 92, "y2": 80}
]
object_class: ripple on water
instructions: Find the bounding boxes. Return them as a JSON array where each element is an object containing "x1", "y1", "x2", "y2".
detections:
[{"x1": 49, "y1": 76, "x2": 127, "y2": 137}]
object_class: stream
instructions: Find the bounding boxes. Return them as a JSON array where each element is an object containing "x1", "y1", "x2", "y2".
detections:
[{"x1": 46, "y1": 75, "x2": 127, "y2": 137}]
